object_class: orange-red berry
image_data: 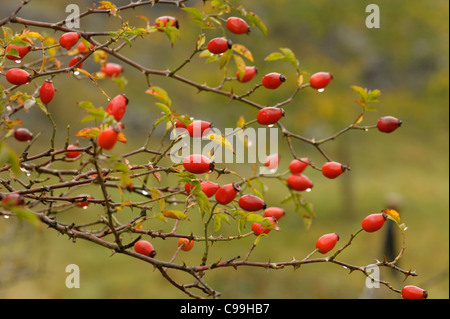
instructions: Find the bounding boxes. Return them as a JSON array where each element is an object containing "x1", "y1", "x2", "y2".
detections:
[
  {"x1": 134, "y1": 240, "x2": 156, "y2": 257},
  {"x1": 257, "y1": 107, "x2": 285, "y2": 126},
  {"x1": 101, "y1": 63, "x2": 123, "y2": 77},
  {"x1": 66, "y1": 144, "x2": 80, "y2": 158},
  {"x1": 59, "y1": 32, "x2": 80, "y2": 50},
  {"x1": 39, "y1": 79, "x2": 55, "y2": 104},
  {"x1": 68, "y1": 55, "x2": 83, "y2": 68},
  {"x1": 263, "y1": 207, "x2": 285, "y2": 221},
  {"x1": 262, "y1": 72, "x2": 286, "y2": 89},
  {"x1": 1, "y1": 193, "x2": 25, "y2": 209},
  {"x1": 6, "y1": 68, "x2": 31, "y2": 85},
  {"x1": 207, "y1": 37, "x2": 232, "y2": 54},
  {"x1": 154, "y1": 16, "x2": 179, "y2": 31},
  {"x1": 5, "y1": 44, "x2": 32, "y2": 60},
  {"x1": 98, "y1": 126, "x2": 119, "y2": 150},
  {"x1": 316, "y1": 232, "x2": 339, "y2": 254},
  {"x1": 186, "y1": 120, "x2": 211, "y2": 137},
  {"x1": 309, "y1": 72, "x2": 333, "y2": 90},
  {"x1": 252, "y1": 217, "x2": 277, "y2": 236},
  {"x1": 264, "y1": 154, "x2": 280, "y2": 169},
  {"x1": 287, "y1": 174, "x2": 313, "y2": 191},
  {"x1": 14, "y1": 127, "x2": 33, "y2": 142},
  {"x1": 238, "y1": 194, "x2": 266, "y2": 212},
  {"x1": 377, "y1": 116, "x2": 402, "y2": 133},
  {"x1": 178, "y1": 238, "x2": 194, "y2": 251},
  {"x1": 106, "y1": 94, "x2": 128, "y2": 121},
  {"x1": 322, "y1": 161, "x2": 347, "y2": 179},
  {"x1": 215, "y1": 183, "x2": 240, "y2": 205},
  {"x1": 289, "y1": 158, "x2": 311, "y2": 174},
  {"x1": 361, "y1": 213, "x2": 388, "y2": 233},
  {"x1": 401, "y1": 285, "x2": 428, "y2": 299},
  {"x1": 183, "y1": 154, "x2": 214, "y2": 174},
  {"x1": 226, "y1": 17, "x2": 250, "y2": 35},
  {"x1": 237, "y1": 66, "x2": 258, "y2": 83},
  {"x1": 75, "y1": 194, "x2": 93, "y2": 208}
]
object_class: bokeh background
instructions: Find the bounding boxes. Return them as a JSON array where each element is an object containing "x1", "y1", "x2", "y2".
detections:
[{"x1": 0, "y1": 0, "x2": 448, "y2": 299}]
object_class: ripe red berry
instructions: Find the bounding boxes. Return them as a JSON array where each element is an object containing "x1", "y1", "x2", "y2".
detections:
[
  {"x1": 257, "y1": 107, "x2": 285, "y2": 126},
  {"x1": 264, "y1": 154, "x2": 280, "y2": 169},
  {"x1": 75, "y1": 194, "x2": 93, "y2": 208},
  {"x1": 173, "y1": 118, "x2": 187, "y2": 130},
  {"x1": 186, "y1": 120, "x2": 211, "y2": 137},
  {"x1": 309, "y1": 72, "x2": 333, "y2": 90},
  {"x1": 68, "y1": 55, "x2": 83, "y2": 68},
  {"x1": 6, "y1": 68, "x2": 31, "y2": 85},
  {"x1": 5, "y1": 44, "x2": 32, "y2": 60},
  {"x1": 39, "y1": 79, "x2": 55, "y2": 104},
  {"x1": 134, "y1": 239, "x2": 156, "y2": 257},
  {"x1": 66, "y1": 144, "x2": 80, "y2": 158},
  {"x1": 101, "y1": 62, "x2": 123, "y2": 77},
  {"x1": 207, "y1": 37, "x2": 232, "y2": 54},
  {"x1": 263, "y1": 207, "x2": 285, "y2": 221},
  {"x1": 362, "y1": 213, "x2": 387, "y2": 233},
  {"x1": 183, "y1": 154, "x2": 214, "y2": 174},
  {"x1": 237, "y1": 66, "x2": 258, "y2": 83},
  {"x1": 289, "y1": 157, "x2": 311, "y2": 174},
  {"x1": 215, "y1": 183, "x2": 240, "y2": 205},
  {"x1": 200, "y1": 181, "x2": 219, "y2": 198},
  {"x1": 154, "y1": 16, "x2": 179, "y2": 31},
  {"x1": 316, "y1": 232, "x2": 339, "y2": 254},
  {"x1": 287, "y1": 174, "x2": 313, "y2": 191},
  {"x1": 262, "y1": 72, "x2": 286, "y2": 89},
  {"x1": 238, "y1": 194, "x2": 266, "y2": 212},
  {"x1": 77, "y1": 42, "x2": 94, "y2": 55},
  {"x1": 377, "y1": 116, "x2": 402, "y2": 133},
  {"x1": 226, "y1": 17, "x2": 250, "y2": 35},
  {"x1": 97, "y1": 126, "x2": 119, "y2": 150},
  {"x1": 14, "y1": 127, "x2": 33, "y2": 142},
  {"x1": 106, "y1": 94, "x2": 128, "y2": 121},
  {"x1": 401, "y1": 285, "x2": 428, "y2": 299},
  {"x1": 59, "y1": 32, "x2": 80, "y2": 50},
  {"x1": 322, "y1": 161, "x2": 347, "y2": 179},
  {"x1": 178, "y1": 238, "x2": 194, "y2": 252},
  {"x1": 252, "y1": 217, "x2": 277, "y2": 236},
  {"x1": 1, "y1": 193, "x2": 25, "y2": 209}
]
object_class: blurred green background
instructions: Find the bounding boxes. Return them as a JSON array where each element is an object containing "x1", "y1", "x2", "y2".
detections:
[{"x1": 1, "y1": 0, "x2": 448, "y2": 299}]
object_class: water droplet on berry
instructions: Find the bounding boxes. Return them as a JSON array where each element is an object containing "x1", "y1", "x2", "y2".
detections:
[
  {"x1": 74, "y1": 70, "x2": 80, "y2": 75},
  {"x1": 82, "y1": 206, "x2": 88, "y2": 210},
  {"x1": 268, "y1": 124, "x2": 274, "y2": 128},
  {"x1": 306, "y1": 188, "x2": 312, "y2": 192},
  {"x1": 317, "y1": 88, "x2": 325, "y2": 93},
  {"x1": 15, "y1": 59, "x2": 22, "y2": 64}
]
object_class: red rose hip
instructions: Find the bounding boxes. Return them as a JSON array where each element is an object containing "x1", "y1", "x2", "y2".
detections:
[
  {"x1": 322, "y1": 161, "x2": 347, "y2": 179},
  {"x1": 309, "y1": 72, "x2": 333, "y2": 90},
  {"x1": 263, "y1": 207, "x2": 285, "y2": 221},
  {"x1": 252, "y1": 217, "x2": 277, "y2": 236},
  {"x1": 97, "y1": 126, "x2": 119, "y2": 150},
  {"x1": 287, "y1": 174, "x2": 313, "y2": 191},
  {"x1": 5, "y1": 44, "x2": 32, "y2": 60},
  {"x1": 289, "y1": 157, "x2": 311, "y2": 174},
  {"x1": 101, "y1": 63, "x2": 123, "y2": 77},
  {"x1": 215, "y1": 183, "x2": 240, "y2": 205},
  {"x1": 186, "y1": 120, "x2": 211, "y2": 137},
  {"x1": 377, "y1": 116, "x2": 402, "y2": 133},
  {"x1": 401, "y1": 285, "x2": 428, "y2": 299},
  {"x1": 134, "y1": 240, "x2": 156, "y2": 257},
  {"x1": 226, "y1": 17, "x2": 250, "y2": 35},
  {"x1": 39, "y1": 79, "x2": 55, "y2": 104},
  {"x1": 361, "y1": 213, "x2": 388, "y2": 233},
  {"x1": 237, "y1": 66, "x2": 258, "y2": 83},
  {"x1": 262, "y1": 72, "x2": 286, "y2": 89},
  {"x1": 59, "y1": 32, "x2": 80, "y2": 50},
  {"x1": 238, "y1": 194, "x2": 266, "y2": 212},
  {"x1": 66, "y1": 144, "x2": 81, "y2": 158},
  {"x1": 207, "y1": 37, "x2": 232, "y2": 54},
  {"x1": 183, "y1": 154, "x2": 214, "y2": 174},
  {"x1": 178, "y1": 238, "x2": 194, "y2": 251},
  {"x1": 14, "y1": 127, "x2": 33, "y2": 142},
  {"x1": 106, "y1": 94, "x2": 128, "y2": 121},
  {"x1": 257, "y1": 107, "x2": 285, "y2": 125},
  {"x1": 316, "y1": 232, "x2": 339, "y2": 254},
  {"x1": 154, "y1": 16, "x2": 179, "y2": 31},
  {"x1": 6, "y1": 68, "x2": 31, "y2": 85}
]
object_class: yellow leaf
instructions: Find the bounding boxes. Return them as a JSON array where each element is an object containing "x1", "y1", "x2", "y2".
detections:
[
  {"x1": 232, "y1": 43, "x2": 254, "y2": 62},
  {"x1": 382, "y1": 208, "x2": 401, "y2": 224},
  {"x1": 75, "y1": 127, "x2": 100, "y2": 138},
  {"x1": 206, "y1": 133, "x2": 234, "y2": 154},
  {"x1": 236, "y1": 115, "x2": 245, "y2": 128},
  {"x1": 163, "y1": 210, "x2": 189, "y2": 220}
]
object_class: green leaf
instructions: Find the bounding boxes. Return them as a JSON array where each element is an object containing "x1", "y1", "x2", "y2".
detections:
[
  {"x1": 11, "y1": 206, "x2": 41, "y2": 230},
  {"x1": 145, "y1": 86, "x2": 172, "y2": 107},
  {"x1": 0, "y1": 141, "x2": 21, "y2": 176},
  {"x1": 163, "y1": 209, "x2": 189, "y2": 220},
  {"x1": 246, "y1": 11, "x2": 267, "y2": 36},
  {"x1": 219, "y1": 49, "x2": 233, "y2": 69},
  {"x1": 155, "y1": 102, "x2": 171, "y2": 115},
  {"x1": 193, "y1": 188, "x2": 210, "y2": 218}
]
